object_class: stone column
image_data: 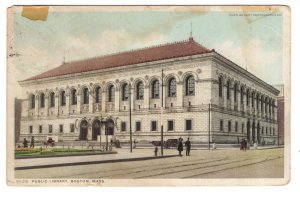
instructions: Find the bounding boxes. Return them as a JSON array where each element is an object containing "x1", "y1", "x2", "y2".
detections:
[
  {"x1": 66, "y1": 93, "x2": 70, "y2": 115},
  {"x1": 237, "y1": 90, "x2": 240, "y2": 111},
  {"x1": 114, "y1": 88, "x2": 120, "y2": 112},
  {"x1": 230, "y1": 87, "x2": 234, "y2": 110},
  {"x1": 101, "y1": 91, "x2": 106, "y2": 112},
  {"x1": 55, "y1": 94, "x2": 59, "y2": 116},
  {"x1": 45, "y1": 95, "x2": 49, "y2": 116},
  {"x1": 177, "y1": 82, "x2": 183, "y2": 108},
  {"x1": 253, "y1": 96, "x2": 256, "y2": 110},
  {"x1": 77, "y1": 93, "x2": 82, "y2": 114},
  {"x1": 249, "y1": 120, "x2": 252, "y2": 144},
  {"x1": 35, "y1": 95, "x2": 39, "y2": 116},
  {"x1": 223, "y1": 84, "x2": 227, "y2": 109},
  {"x1": 89, "y1": 91, "x2": 94, "y2": 113},
  {"x1": 274, "y1": 101, "x2": 277, "y2": 121},
  {"x1": 144, "y1": 86, "x2": 150, "y2": 109}
]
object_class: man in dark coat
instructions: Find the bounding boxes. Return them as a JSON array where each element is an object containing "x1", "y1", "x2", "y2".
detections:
[
  {"x1": 23, "y1": 138, "x2": 28, "y2": 148},
  {"x1": 30, "y1": 136, "x2": 35, "y2": 148},
  {"x1": 185, "y1": 138, "x2": 191, "y2": 156},
  {"x1": 177, "y1": 138, "x2": 183, "y2": 156}
]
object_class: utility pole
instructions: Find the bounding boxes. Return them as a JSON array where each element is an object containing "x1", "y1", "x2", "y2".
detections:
[
  {"x1": 129, "y1": 83, "x2": 133, "y2": 152},
  {"x1": 160, "y1": 69, "x2": 164, "y2": 157}
]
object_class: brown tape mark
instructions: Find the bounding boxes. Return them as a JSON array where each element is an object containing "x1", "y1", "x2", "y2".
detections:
[{"x1": 21, "y1": 6, "x2": 49, "y2": 21}]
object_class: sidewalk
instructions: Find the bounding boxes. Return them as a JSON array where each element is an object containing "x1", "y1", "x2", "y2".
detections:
[{"x1": 15, "y1": 148, "x2": 178, "y2": 170}]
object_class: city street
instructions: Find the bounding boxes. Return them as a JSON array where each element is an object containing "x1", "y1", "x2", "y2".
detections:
[{"x1": 15, "y1": 148, "x2": 284, "y2": 179}]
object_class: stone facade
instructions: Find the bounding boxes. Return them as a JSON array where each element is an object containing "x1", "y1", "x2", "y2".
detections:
[{"x1": 19, "y1": 39, "x2": 280, "y2": 145}]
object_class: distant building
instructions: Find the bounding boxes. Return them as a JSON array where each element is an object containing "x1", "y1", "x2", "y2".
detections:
[{"x1": 18, "y1": 37, "x2": 280, "y2": 145}]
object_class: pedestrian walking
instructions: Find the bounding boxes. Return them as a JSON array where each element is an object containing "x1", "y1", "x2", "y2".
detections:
[
  {"x1": 30, "y1": 136, "x2": 35, "y2": 148},
  {"x1": 154, "y1": 146, "x2": 158, "y2": 157},
  {"x1": 177, "y1": 138, "x2": 183, "y2": 156},
  {"x1": 185, "y1": 138, "x2": 191, "y2": 156},
  {"x1": 23, "y1": 138, "x2": 28, "y2": 148},
  {"x1": 240, "y1": 139, "x2": 244, "y2": 151},
  {"x1": 243, "y1": 139, "x2": 248, "y2": 152}
]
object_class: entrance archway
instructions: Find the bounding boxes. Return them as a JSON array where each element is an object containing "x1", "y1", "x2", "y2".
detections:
[
  {"x1": 92, "y1": 120, "x2": 101, "y2": 141},
  {"x1": 257, "y1": 123, "x2": 261, "y2": 144},
  {"x1": 247, "y1": 121, "x2": 250, "y2": 141},
  {"x1": 79, "y1": 120, "x2": 88, "y2": 140},
  {"x1": 252, "y1": 121, "x2": 256, "y2": 143},
  {"x1": 105, "y1": 119, "x2": 114, "y2": 135}
]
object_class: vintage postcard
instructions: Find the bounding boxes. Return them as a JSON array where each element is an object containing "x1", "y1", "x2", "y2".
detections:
[{"x1": 6, "y1": 5, "x2": 290, "y2": 186}]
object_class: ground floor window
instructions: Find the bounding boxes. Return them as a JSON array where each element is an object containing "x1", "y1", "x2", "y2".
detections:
[
  {"x1": 185, "y1": 119, "x2": 192, "y2": 131},
  {"x1": 29, "y1": 126, "x2": 33, "y2": 134},
  {"x1": 242, "y1": 123, "x2": 244, "y2": 133},
  {"x1": 235, "y1": 122, "x2": 238, "y2": 132},
  {"x1": 121, "y1": 122, "x2": 126, "y2": 132},
  {"x1": 228, "y1": 120, "x2": 231, "y2": 132},
  {"x1": 151, "y1": 121, "x2": 157, "y2": 131},
  {"x1": 168, "y1": 120, "x2": 174, "y2": 131},
  {"x1": 136, "y1": 121, "x2": 141, "y2": 132},
  {"x1": 39, "y1": 125, "x2": 42, "y2": 133},
  {"x1": 49, "y1": 125, "x2": 53, "y2": 133},
  {"x1": 70, "y1": 124, "x2": 75, "y2": 132},
  {"x1": 59, "y1": 124, "x2": 64, "y2": 133},
  {"x1": 220, "y1": 120, "x2": 223, "y2": 132}
]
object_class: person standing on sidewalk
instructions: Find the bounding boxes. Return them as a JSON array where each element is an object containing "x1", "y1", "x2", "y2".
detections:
[
  {"x1": 154, "y1": 146, "x2": 158, "y2": 157},
  {"x1": 177, "y1": 138, "x2": 183, "y2": 156},
  {"x1": 30, "y1": 136, "x2": 35, "y2": 148},
  {"x1": 185, "y1": 138, "x2": 191, "y2": 156}
]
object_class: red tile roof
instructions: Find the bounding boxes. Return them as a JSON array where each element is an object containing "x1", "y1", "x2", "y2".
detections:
[{"x1": 24, "y1": 38, "x2": 211, "y2": 81}]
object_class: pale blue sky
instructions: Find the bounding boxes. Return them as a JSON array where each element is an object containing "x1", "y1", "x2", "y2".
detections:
[{"x1": 11, "y1": 7, "x2": 284, "y2": 98}]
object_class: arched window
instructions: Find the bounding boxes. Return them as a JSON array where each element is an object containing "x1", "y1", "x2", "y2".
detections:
[
  {"x1": 152, "y1": 80, "x2": 159, "y2": 99},
  {"x1": 234, "y1": 83, "x2": 237, "y2": 102},
  {"x1": 122, "y1": 83, "x2": 129, "y2": 101},
  {"x1": 40, "y1": 93, "x2": 45, "y2": 108},
  {"x1": 246, "y1": 89, "x2": 250, "y2": 106},
  {"x1": 50, "y1": 92, "x2": 55, "y2": 107},
  {"x1": 83, "y1": 88, "x2": 89, "y2": 104},
  {"x1": 240, "y1": 86, "x2": 244, "y2": 104},
  {"x1": 168, "y1": 78, "x2": 176, "y2": 97},
  {"x1": 95, "y1": 86, "x2": 101, "y2": 103},
  {"x1": 31, "y1": 94, "x2": 35, "y2": 109},
  {"x1": 251, "y1": 92, "x2": 255, "y2": 107},
  {"x1": 218, "y1": 77, "x2": 223, "y2": 97},
  {"x1": 108, "y1": 85, "x2": 115, "y2": 102},
  {"x1": 185, "y1": 75, "x2": 195, "y2": 96},
  {"x1": 61, "y1": 91, "x2": 66, "y2": 106},
  {"x1": 136, "y1": 82, "x2": 144, "y2": 100},
  {"x1": 71, "y1": 89, "x2": 77, "y2": 105},
  {"x1": 226, "y1": 81, "x2": 230, "y2": 99}
]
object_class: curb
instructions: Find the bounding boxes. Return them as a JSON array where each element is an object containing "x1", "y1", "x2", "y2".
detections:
[
  {"x1": 15, "y1": 151, "x2": 117, "y2": 160},
  {"x1": 15, "y1": 155, "x2": 178, "y2": 170}
]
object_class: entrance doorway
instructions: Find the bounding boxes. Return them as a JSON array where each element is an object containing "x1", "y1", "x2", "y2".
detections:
[
  {"x1": 105, "y1": 119, "x2": 114, "y2": 135},
  {"x1": 92, "y1": 120, "x2": 101, "y2": 141},
  {"x1": 247, "y1": 121, "x2": 250, "y2": 141},
  {"x1": 257, "y1": 123, "x2": 261, "y2": 144},
  {"x1": 79, "y1": 120, "x2": 88, "y2": 140},
  {"x1": 252, "y1": 121, "x2": 256, "y2": 143}
]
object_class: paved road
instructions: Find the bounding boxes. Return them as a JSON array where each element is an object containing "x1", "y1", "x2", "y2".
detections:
[{"x1": 15, "y1": 148, "x2": 284, "y2": 179}]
